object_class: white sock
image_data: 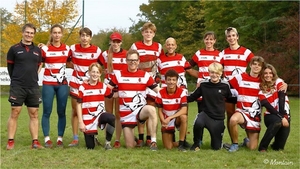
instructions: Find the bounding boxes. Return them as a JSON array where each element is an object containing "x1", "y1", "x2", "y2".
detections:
[
  {"x1": 151, "y1": 138, "x2": 156, "y2": 143},
  {"x1": 44, "y1": 136, "x2": 50, "y2": 143},
  {"x1": 57, "y1": 137, "x2": 63, "y2": 142},
  {"x1": 106, "y1": 140, "x2": 111, "y2": 145}
]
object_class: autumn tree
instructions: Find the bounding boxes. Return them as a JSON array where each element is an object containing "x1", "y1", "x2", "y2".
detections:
[{"x1": 1, "y1": 0, "x2": 81, "y2": 61}]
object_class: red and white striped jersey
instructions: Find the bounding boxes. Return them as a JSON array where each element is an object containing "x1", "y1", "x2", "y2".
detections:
[
  {"x1": 42, "y1": 44, "x2": 71, "y2": 85},
  {"x1": 69, "y1": 44, "x2": 101, "y2": 96},
  {"x1": 98, "y1": 49, "x2": 127, "y2": 72},
  {"x1": 77, "y1": 82, "x2": 111, "y2": 134},
  {"x1": 41, "y1": 44, "x2": 71, "y2": 85},
  {"x1": 258, "y1": 78, "x2": 290, "y2": 116},
  {"x1": 220, "y1": 46, "x2": 254, "y2": 80},
  {"x1": 109, "y1": 69, "x2": 157, "y2": 125},
  {"x1": 191, "y1": 49, "x2": 221, "y2": 83},
  {"x1": 156, "y1": 87, "x2": 187, "y2": 131},
  {"x1": 229, "y1": 73, "x2": 261, "y2": 120},
  {"x1": 131, "y1": 41, "x2": 163, "y2": 76},
  {"x1": 157, "y1": 53, "x2": 191, "y2": 88}
]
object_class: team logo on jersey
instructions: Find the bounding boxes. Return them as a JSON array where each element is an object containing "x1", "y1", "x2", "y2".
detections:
[
  {"x1": 241, "y1": 99, "x2": 261, "y2": 121},
  {"x1": 76, "y1": 70, "x2": 89, "y2": 81},
  {"x1": 177, "y1": 61, "x2": 180, "y2": 65},
  {"x1": 33, "y1": 51, "x2": 39, "y2": 56},
  {"x1": 121, "y1": 58, "x2": 124, "y2": 62},
  {"x1": 62, "y1": 51, "x2": 65, "y2": 55},
  {"x1": 49, "y1": 65, "x2": 67, "y2": 84},
  {"x1": 138, "y1": 78, "x2": 141, "y2": 82},
  {"x1": 87, "y1": 103, "x2": 104, "y2": 117},
  {"x1": 237, "y1": 55, "x2": 240, "y2": 59},
  {"x1": 175, "y1": 99, "x2": 178, "y2": 103},
  {"x1": 231, "y1": 67, "x2": 243, "y2": 76},
  {"x1": 213, "y1": 56, "x2": 216, "y2": 60},
  {"x1": 122, "y1": 93, "x2": 146, "y2": 112}
]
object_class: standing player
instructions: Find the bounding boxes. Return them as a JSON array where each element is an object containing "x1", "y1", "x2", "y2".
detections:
[
  {"x1": 6, "y1": 23, "x2": 43, "y2": 150},
  {"x1": 107, "y1": 49, "x2": 160, "y2": 150},
  {"x1": 258, "y1": 64, "x2": 290, "y2": 152},
  {"x1": 155, "y1": 69, "x2": 188, "y2": 151},
  {"x1": 187, "y1": 62, "x2": 232, "y2": 151},
  {"x1": 99, "y1": 32, "x2": 127, "y2": 148},
  {"x1": 68, "y1": 27, "x2": 102, "y2": 147},
  {"x1": 188, "y1": 31, "x2": 222, "y2": 145},
  {"x1": 76, "y1": 63, "x2": 115, "y2": 150},
  {"x1": 130, "y1": 22, "x2": 163, "y2": 146},
  {"x1": 157, "y1": 37, "x2": 193, "y2": 88},
  {"x1": 40, "y1": 24, "x2": 71, "y2": 148},
  {"x1": 220, "y1": 27, "x2": 254, "y2": 140}
]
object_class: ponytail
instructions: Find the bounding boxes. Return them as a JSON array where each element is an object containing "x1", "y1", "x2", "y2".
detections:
[{"x1": 107, "y1": 45, "x2": 114, "y2": 73}]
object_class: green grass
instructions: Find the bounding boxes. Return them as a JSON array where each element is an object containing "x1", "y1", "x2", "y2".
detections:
[{"x1": 1, "y1": 95, "x2": 299, "y2": 169}]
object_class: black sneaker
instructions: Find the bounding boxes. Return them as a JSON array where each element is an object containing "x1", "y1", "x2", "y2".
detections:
[
  {"x1": 178, "y1": 145, "x2": 187, "y2": 152},
  {"x1": 183, "y1": 140, "x2": 191, "y2": 149},
  {"x1": 190, "y1": 144, "x2": 200, "y2": 151}
]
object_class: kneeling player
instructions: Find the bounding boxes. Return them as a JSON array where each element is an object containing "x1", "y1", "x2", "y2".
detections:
[{"x1": 156, "y1": 69, "x2": 188, "y2": 151}]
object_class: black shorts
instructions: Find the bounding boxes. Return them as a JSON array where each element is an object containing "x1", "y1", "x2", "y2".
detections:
[
  {"x1": 225, "y1": 97, "x2": 237, "y2": 104},
  {"x1": 8, "y1": 86, "x2": 41, "y2": 107}
]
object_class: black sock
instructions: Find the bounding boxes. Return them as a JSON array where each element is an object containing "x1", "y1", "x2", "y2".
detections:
[
  {"x1": 8, "y1": 139, "x2": 14, "y2": 141},
  {"x1": 139, "y1": 134, "x2": 144, "y2": 141},
  {"x1": 146, "y1": 135, "x2": 151, "y2": 140},
  {"x1": 32, "y1": 139, "x2": 38, "y2": 143},
  {"x1": 179, "y1": 140, "x2": 184, "y2": 146}
]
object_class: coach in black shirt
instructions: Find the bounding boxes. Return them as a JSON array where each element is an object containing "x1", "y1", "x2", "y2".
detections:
[
  {"x1": 6, "y1": 23, "x2": 43, "y2": 150},
  {"x1": 188, "y1": 62, "x2": 232, "y2": 151}
]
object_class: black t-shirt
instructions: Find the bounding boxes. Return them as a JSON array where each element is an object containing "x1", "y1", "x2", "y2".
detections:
[
  {"x1": 7, "y1": 41, "x2": 42, "y2": 88},
  {"x1": 188, "y1": 79, "x2": 232, "y2": 120}
]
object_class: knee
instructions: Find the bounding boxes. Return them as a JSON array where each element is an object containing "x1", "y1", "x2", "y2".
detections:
[
  {"x1": 10, "y1": 109, "x2": 21, "y2": 119},
  {"x1": 229, "y1": 114, "x2": 239, "y2": 125},
  {"x1": 180, "y1": 114, "x2": 187, "y2": 122}
]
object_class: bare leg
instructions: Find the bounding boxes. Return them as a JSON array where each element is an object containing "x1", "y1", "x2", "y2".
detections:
[
  {"x1": 7, "y1": 106, "x2": 22, "y2": 139},
  {"x1": 123, "y1": 127, "x2": 136, "y2": 148},
  {"x1": 28, "y1": 107, "x2": 39, "y2": 140}
]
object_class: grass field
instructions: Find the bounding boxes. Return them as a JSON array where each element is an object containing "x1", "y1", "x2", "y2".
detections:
[{"x1": 0, "y1": 95, "x2": 299, "y2": 169}]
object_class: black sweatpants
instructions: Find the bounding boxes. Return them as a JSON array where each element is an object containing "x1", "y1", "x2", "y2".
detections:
[
  {"x1": 84, "y1": 113, "x2": 115, "y2": 149},
  {"x1": 259, "y1": 114, "x2": 290, "y2": 151},
  {"x1": 193, "y1": 111, "x2": 225, "y2": 150}
]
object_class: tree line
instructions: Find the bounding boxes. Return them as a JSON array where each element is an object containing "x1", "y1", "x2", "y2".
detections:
[{"x1": 1, "y1": 0, "x2": 298, "y2": 95}]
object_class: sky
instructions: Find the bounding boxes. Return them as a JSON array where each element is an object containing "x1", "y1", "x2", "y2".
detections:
[{"x1": 0, "y1": 0, "x2": 149, "y2": 33}]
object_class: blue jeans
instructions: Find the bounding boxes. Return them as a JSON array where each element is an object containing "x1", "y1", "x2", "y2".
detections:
[{"x1": 42, "y1": 84, "x2": 69, "y2": 137}]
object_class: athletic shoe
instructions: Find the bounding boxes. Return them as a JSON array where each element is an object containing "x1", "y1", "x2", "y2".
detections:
[
  {"x1": 240, "y1": 137, "x2": 249, "y2": 147},
  {"x1": 113, "y1": 141, "x2": 121, "y2": 148},
  {"x1": 190, "y1": 144, "x2": 200, "y2": 151},
  {"x1": 228, "y1": 144, "x2": 239, "y2": 152},
  {"x1": 136, "y1": 140, "x2": 144, "y2": 147},
  {"x1": 68, "y1": 140, "x2": 79, "y2": 147},
  {"x1": 45, "y1": 140, "x2": 53, "y2": 148},
  {"x1": 6, "y1": 140, "x2": 14, "y2": 150},
  {"x1": 222, "y1": 143, "x2": 231, "y2": 150},
  {"x1": 146, "y1": 139, "x2": 152, "y2": 147},
  {"x1": 31, "y1": 140, "x2": 44, "y2": 149},
  {"x1": 104, "y1": 143, "x2": 112, "y2": 150},
  {"x1": 94, "y1": 137, "x2": 101, "y2": 146},
  {"x1": 150, "y1": 142, "x2": 158, "y2": 151},
  {"x1": 57, "y1": 140, "x2": 64, "y2": 148},
  {"x1": 259, "y1": 149, "x2": 267, "y2": 153},
  {"x1": 178, "y1": 145, "x2": 187, "y2": 152},
  {"x1": 183, "y1": 140, "x2": 191, "y2": 149}
]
